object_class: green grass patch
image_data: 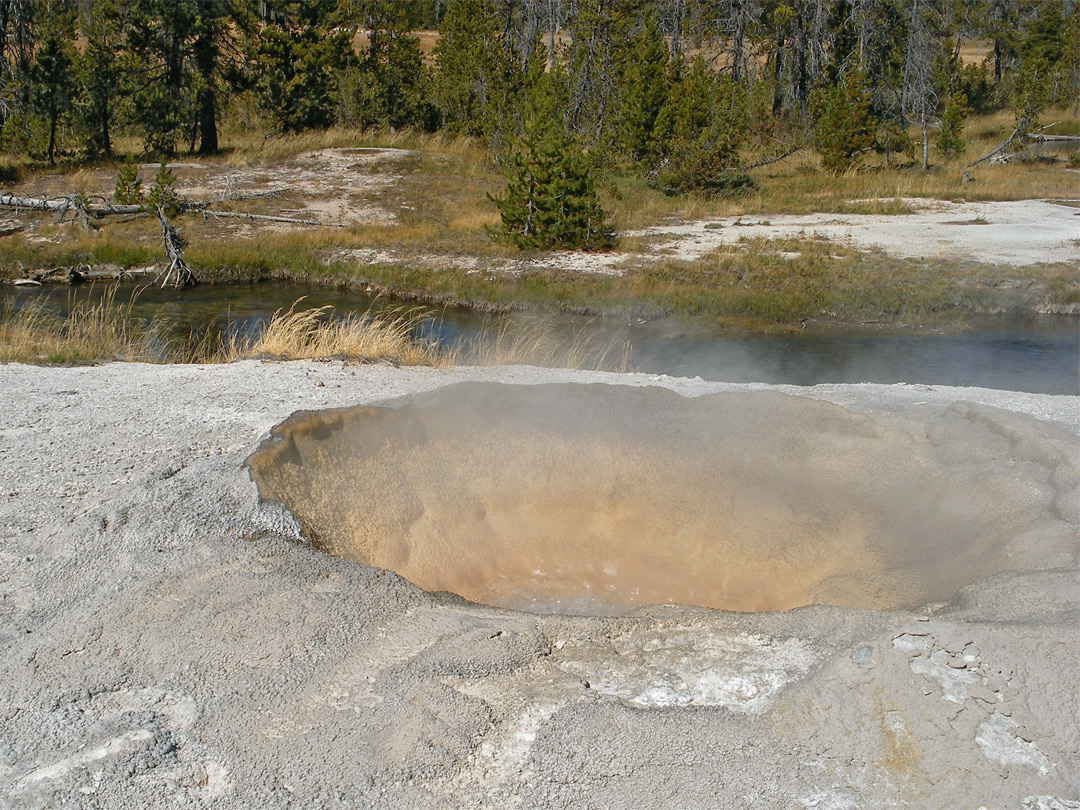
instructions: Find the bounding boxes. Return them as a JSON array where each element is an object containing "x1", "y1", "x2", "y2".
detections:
[
  {"x1": 326, "y1": 239, "x2": 1069, "y2": 329},
  {"x1": 1046, "y1": 279, "x2": 1080, "y2": 305}
]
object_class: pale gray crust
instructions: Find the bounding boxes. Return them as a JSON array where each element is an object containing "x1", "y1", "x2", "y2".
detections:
[{"x1": 0, "y1": 360, "x2": 1077, "y2": 809}]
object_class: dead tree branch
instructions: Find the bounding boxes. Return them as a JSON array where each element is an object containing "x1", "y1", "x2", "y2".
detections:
[
  {"x1": 966, "y1": 118, "x2": 1028, "y2": 167},
  {"x1": 202, "y1": 210, "x2": 343, "y2": 227},
  {"x1": 728, "y1": 144, "x2": 806, "y2": 172},
  {"x1": 155, "y1": 206, "x2": 196, "y2": 289}
]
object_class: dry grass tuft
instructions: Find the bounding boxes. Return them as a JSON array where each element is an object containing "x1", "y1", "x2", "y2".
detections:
[
  {"x1": 466, "y1": 315, "x2": 632, "y2": 371},
  {"x1": 224, "y1": 300, "x2": 448, "y2": 366},
  {"x1": 0, "y1": 287, "x2": 162, "y2": 364},
  {"x1": 0, "y1": 290, "x2": 450, "y2": 367}
]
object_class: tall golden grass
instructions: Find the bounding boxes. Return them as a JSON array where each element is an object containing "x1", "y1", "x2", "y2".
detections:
[
  {"x1": 223, "y1": 301, "x2": 448, "y2": 366},
  {"x1": 0, "y1": 291, "x2": 450, "y2": 366},
  {"x1": 0, "y1": 287, "x2": 161, "y2": 364},
  {"x1": 466, "y1": 315, "x2": 632, "y2": 371},
  {"x1": 0, "y1": 291, "x2": 638, "y2": 371}
]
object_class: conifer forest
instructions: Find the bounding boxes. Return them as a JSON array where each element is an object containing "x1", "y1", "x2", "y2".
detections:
[
  {"x1": 0, "y1": 0, "x2": 1075, "y2": 268},
  {"x1": 2, "y1": 2, "x2": 1077, "y2": 242}
]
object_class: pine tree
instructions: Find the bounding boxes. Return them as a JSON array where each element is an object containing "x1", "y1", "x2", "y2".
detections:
[
  {"x1": 615, "y1": 10, "x2": 668, "y2": 161},
  {"x1": 254, "y1": 2, "x2": 352, "y2": 133},
  {"x1": 564, "y1": 0, "x2": 634, "y2": 148},
  {"x1": 936, "y1": 92, "x2": 967, "y2": 158},
  {"x1": 349, "y1": 1, "x2": 431, "y2": 131},
  {"x1": 127, "y1": 0, "x2": 198, "y2": 154},
  {"x1": 489, "y1": 72, "x2": 614, "y2": 252},
  {"x1": 0, "y1": 0, "x2": 36, "y2": 146},
  {"x1": 146, "y1": 161, "x2": 179, "y2": 215},
  {"x1": 433, "y1": 0, "x2": 520, "y2": 141},
  {"x1": 809, "y1": 68, "x2": 878, "y2": 172},
  {"x1": 114, "y1": 156, "x2": 143, "y2": 205},
  {"x1": 649, "y1": 57, "x2": 750, "y2": 195},
  {"x1": 30, "y1": 7, "x2": 76, "y2": 164},
  {"x1": 126, "y1": 0, "x2": 248, "y2": 154},
  {"x1": 78, "y1": 0, "x2": 127, "y2": 157}
]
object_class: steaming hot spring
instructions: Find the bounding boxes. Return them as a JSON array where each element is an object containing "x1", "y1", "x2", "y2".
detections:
[{"x1": 246, "y1": 382, "x2": 1077, "y2": 616}]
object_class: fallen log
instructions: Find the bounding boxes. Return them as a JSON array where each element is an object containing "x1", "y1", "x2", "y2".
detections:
[
  {"x1": 202, "y1": 210, "x2": 342, "y2": 227},
  {"x1": 0, "y1": 193, "x2": 208, "y2": 218},
  {"x1": 966, "y1": 118, "x2": 1027, "y2": 168},
  {"x1": 1028, "y1": 133, "x2": 1080, "y2": 143}
]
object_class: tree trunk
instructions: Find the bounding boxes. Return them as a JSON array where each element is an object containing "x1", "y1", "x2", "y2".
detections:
[
  {"x1": 47, "y1": 109, "x2": 57, "y2": 165},
  {"x1": 102, "y1": 116, "x2": 111, "y2": 157},
  {"x1": 0, "y1": 193, "x2": 205, "y2": 217},
  {"x1": 194, "y1": 28, "x2": 219, "y2": 155},
  {"x1": 772, "y1": 33, "x2": 785, "y2": 116},
  {"x1": 548, "y1": 0, "x2": 557, "y2": 66},
  {"x1": 922, "y1": 117, "x2": 928, "y2": 171},
  {"x1": 731, "y1": 2, "x2": 746, "y2": 83}
]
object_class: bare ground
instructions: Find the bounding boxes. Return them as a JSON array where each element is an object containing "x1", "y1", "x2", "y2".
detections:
[
  {"x1": 632, "y1": 198, "x2": 1080, "y2": 267},
  {"x1": 4, "y1": 150, "x2": 1076, "y2": 279}
]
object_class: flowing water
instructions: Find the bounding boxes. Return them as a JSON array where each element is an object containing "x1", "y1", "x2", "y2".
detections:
[{"x1": 3, "y1": 282, "x2": 1077, "y2": 394}]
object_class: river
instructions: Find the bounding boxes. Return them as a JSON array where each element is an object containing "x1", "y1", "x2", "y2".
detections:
[{"x1": 3, "y1": 281, "x2": 1077, "y2": 395}]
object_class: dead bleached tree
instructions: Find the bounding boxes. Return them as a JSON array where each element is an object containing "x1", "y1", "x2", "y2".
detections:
[
  {"x1": 0, "y1": 192, "x2": 142, "y2": 218},
  {"x1": 154, "y1": 205, "x2": 195, "y2": 288},
  {"x1": 901, "y1": 0, "x2": 939, "y2": 171}
]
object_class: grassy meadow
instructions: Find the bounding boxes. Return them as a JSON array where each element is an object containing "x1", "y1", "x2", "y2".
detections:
[{"x1": 1, "y1": 109, "x2": 1078, "y2": 365}]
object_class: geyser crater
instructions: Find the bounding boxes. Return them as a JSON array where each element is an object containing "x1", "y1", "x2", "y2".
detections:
[{"x1": 247, "y1": 382, "x2": 1077, "y2": 616}]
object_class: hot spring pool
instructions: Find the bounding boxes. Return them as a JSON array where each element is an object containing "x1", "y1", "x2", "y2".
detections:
[{"x1": 247, "y1": 383, "x2": 1078, "y2": 616}]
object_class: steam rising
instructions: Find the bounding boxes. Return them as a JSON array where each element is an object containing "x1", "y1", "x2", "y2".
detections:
[{"x1": 247, "y1": 383, "x2": 1077, "y2": 616}]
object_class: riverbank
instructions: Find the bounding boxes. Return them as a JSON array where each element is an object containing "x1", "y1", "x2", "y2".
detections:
[
  {"x1": 1, "y1": 128, "x2": 1077, "y2": 331},
  {"x1": 0, "y1": 290, "x2": 450, "y2": 366},
  {"x1": 1, "y1": 360, "x2": 1077, "y2": 808},
  {"x1": 2, "y1": 231, "x2": 1077, "y2": 332}
]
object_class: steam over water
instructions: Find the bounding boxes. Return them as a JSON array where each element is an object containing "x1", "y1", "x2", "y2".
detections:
[{"x1": 247, "y1": 383, "x2": 1078, "y2": 616}]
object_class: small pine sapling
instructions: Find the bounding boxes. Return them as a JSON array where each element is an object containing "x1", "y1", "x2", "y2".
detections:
[
  {"x1": 809, "y1": 69, "x2": 878, "y2": 172},
  {"x1": 146, "y1": 162, "x2": 179, "y2": 215},
  {"x1": 488, "y1": 69, "x2": 615, "y2": 252},
  {"x1": 113, "y1": 157, "x2": 143, "y2": 205}
]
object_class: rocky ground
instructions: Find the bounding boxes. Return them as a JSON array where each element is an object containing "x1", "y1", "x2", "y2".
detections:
[{"x1": 0, "y1": 360, "x2": 1077, "y2": 809}]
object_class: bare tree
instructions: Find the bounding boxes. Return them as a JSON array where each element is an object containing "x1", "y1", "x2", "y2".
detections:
[{"x1": 902, "y1": 0, "x2": 940, "y2": 169}]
